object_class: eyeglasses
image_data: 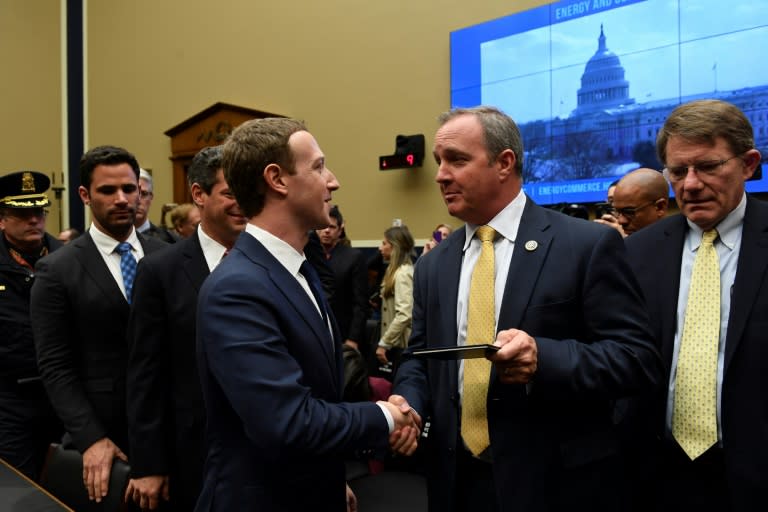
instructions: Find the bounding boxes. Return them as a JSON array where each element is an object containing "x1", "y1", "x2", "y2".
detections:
[
  {"x1": 609, "y1": 200, "x2": 657, "y2": 220},
  {"x1": 139, "y1": 190, "x2": 153, "y2": 199},
  {"x1": 663, "y1": 154, "x2": 743, "y2": 182}
]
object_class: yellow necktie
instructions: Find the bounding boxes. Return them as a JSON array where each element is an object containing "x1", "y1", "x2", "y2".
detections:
[
  {"x1": 673, "y1": 229, "x2": 719, "y2": 460},
  {"x1": 461, "y1": 225, "x2": 496, "y2": 456}
]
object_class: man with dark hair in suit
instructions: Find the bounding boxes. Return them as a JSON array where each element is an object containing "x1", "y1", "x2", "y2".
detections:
[
  {"x1": 0, "y1": 171, "x2": 63, "y2": 480},
  {"x1": 195, "y1": 117, "x2": 419, "y2": 511},
  {"x1": 125, "y1": 145, "x2": 247, "y2": 510},
  {"x1": 316, "y1": 205, "x2": 371, "y2": 402},
  {"x1": 626, "y1": 99, "x2": 768, "y2": 510},
  {"x1": 316, "y1": 205, "x2": 369, "y2": 350},
  {"x1": 30, "y1": 145, "x2": 167, "y2": 504},
  {"x1": 390, "y1": 106, "x2": 662, "y2": 512}
]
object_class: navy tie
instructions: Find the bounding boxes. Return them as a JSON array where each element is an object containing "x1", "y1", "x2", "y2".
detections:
[
  {"x1": 299, "y1": 260, "x2": 329, "y2": 325},
  {"x1": 116, "y1": 242, "x2": 137, "y2": 303}
]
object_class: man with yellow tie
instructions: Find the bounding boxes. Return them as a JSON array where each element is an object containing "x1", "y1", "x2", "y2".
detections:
[
  {"x1": 625, "y1": 99, "x2": 767, "y2": 510},
  {"x1": 391, "y1": 106, "x2": 662, "y2": 512}
]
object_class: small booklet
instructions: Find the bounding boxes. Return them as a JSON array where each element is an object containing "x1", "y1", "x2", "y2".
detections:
[{"x1": 410, "y1": 344, "x2": 499, "y2": 360}]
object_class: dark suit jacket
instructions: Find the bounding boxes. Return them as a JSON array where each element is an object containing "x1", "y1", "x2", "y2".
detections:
[
  {"x1": 142, "y1": 222, "x2": 179, "y2": 244},
  {"x1": 326, "y1": 244, "x2": 369, "y2": 343},
  {"x1": 195, "y1": 232, "x2": 390, "y2": 512},
  {"x1": 393, "y1": 199, "x2": 662, "y2": 512},
  {"x1": 127, "y1": 230, "x2": 209, "y2": 510},
  {"x1": 30, "y1": 231, "x2": 166, "y2": 453},
  {"x1": 625, "y1": 196, "x2": 768, "y2": 508}
]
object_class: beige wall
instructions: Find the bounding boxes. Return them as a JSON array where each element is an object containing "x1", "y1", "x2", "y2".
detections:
[
  {"x1": 0, "y1": 0, "x2": 63, "y2": 232},
  {"x1": 85, "y1": 0, "x2": 545, "y2": 244},
  {"x1": 2, "y1": 0, "x2": 547, "y2": 243}
]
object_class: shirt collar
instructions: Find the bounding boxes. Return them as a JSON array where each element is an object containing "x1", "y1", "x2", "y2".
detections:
[
  {"x1": 462, "y1": 189, "x2": 527, "y2": 251},
  {"x1": 89, "y1": 222, "x2": 140, "y2": 255},
  {"x1": 137, "y1": 219, "x2": 151, "y2": 233},
  {"x1": 244, "y1": 223, "x2": 305, "y2": 276},
  {"x1": 685, "y1": 192, "x2": 746, "y2": 251},
  {"x1": 197, "y1": 224, "x2": 227, "y2": 262}
]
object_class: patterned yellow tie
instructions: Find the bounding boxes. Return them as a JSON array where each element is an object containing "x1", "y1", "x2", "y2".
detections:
[
  {"x1": 673, "y1": 229, "x2": 719, "y2": 460},
  {"x1": 461, "y1": 225, "x2": 496, "y2": 456}
]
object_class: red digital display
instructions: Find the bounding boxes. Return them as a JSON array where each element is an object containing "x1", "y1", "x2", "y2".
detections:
[{"x1": 379, "y1": 153, "x2": 422, "y2": 170}]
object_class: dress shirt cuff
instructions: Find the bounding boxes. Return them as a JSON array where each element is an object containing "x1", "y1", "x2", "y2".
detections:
[{"x1": 376, "y1": 402, "x2": 395, "y2": 433}]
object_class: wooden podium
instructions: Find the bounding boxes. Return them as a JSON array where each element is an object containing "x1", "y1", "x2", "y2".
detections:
[{"x1": 165, "y1": 102, "x2": 283, "y2": 204}]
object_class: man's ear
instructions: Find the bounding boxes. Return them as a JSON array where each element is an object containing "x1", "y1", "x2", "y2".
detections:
[
  {"x1": 742, "y1": 149, "x2": 762, "y2": 180},
  {"x1": 190, "y1": 182, "x2": 205, "y2": 207},
  {"x1": 263, "y1": 163, "x2": 288, "y2": 197},
  {"x1": 496, "y1": 149, "x2": 517, "y2": 181},
  {"x1": 78, "y1": 185, "x2": 90, "y2": 205}
]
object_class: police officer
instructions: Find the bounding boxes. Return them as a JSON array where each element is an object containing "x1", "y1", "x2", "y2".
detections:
[{"x1": 0, "y1": 171, "x2": 63, "y2": 479}]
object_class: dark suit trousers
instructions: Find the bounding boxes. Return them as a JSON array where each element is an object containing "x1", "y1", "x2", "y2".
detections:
[
  {"x1": 0, "y1": 386, "x2": 61, "y2": 480},
  {"x1": 455, "y1": 446, "x2": 497, "y2": 512},
  {"x1": 455, "y1": 444, "x2": 624, "y2": 512},
  {"x1": 656, "y1": 442, "x2": 729, "y2": 511}
]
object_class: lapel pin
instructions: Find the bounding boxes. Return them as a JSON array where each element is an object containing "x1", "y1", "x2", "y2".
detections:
[{"x1": 524, "y1": 240, "x2": 538, "y2": 251}]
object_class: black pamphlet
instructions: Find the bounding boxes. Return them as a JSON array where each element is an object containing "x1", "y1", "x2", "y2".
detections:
[{"x1": 410, "y1": 344, "x2": 499, "y2": 360}]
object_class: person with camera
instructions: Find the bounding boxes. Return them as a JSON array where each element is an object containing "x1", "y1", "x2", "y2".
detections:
[
  {"x1": 420, "y1": 223, "x2": 453, "y2": 256},
  {"x1": 594, "y1": 178, "x2": 626, "y2": 237}
]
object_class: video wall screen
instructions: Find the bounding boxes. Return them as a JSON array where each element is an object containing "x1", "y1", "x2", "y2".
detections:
[{"x1": 451, "y1": 0, "x2": 768, "y2": 205}]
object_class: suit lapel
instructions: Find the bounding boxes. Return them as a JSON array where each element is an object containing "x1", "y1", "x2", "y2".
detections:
[
  {"x1": 497, "y1": 201, "x2": 553, "y2": 330},
  {"x1": 438, "y1": 231, "x2": 464, "y2": 349},
  {"x1": 76, "y1": 233, "x2": 128, "y2": 308},
  {"x1": 655, "y1": 218, "x2": 687, "y2": 372},
  {"x1": 237, "y1": 235, "x2": 338, "y2": 375},
  {"x1": 181, "y1": 232, "x2": 210, "y2": 292},
  {"x1": 438, "y1": 230, "x2": 465, "y2": 388},
  {"x1": 724, "y1": 197, "x2": 768, "y2": 371}
]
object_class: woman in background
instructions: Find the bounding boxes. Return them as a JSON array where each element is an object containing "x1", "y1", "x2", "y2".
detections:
[
  {"x1": 375, "y1": 225, "x2": 415, "y2": 377},
  {"x1": 169, "y1": 203, "x2": 200, "y2": 239}
]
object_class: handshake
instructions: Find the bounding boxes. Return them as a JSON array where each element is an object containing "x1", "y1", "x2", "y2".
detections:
[{"x1": 377, "y1": 395, "x2": 421, "y2": 456}]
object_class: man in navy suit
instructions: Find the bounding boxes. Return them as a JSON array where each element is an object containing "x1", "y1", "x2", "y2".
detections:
[
  {"x1": 391, "y1": 106, "x2": 662, "y2": 512},
  {"x1": 125, "y1": 145, "x2": 247, "y2": 510},
  {"x1": 195, "y1": 117, "x2": 419, "y2": 512},
  {"x1": 625, "y1": 99, "x2": 768, "y2": 510},
  {"x1": 31, "y1": 145, "x2": 167, "y2": 503}
]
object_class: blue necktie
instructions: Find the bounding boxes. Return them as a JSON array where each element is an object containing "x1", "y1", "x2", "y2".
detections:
[
  {"x1": 299, "y1": 260, "x2": 329, "y2": 326},
  {"x1": 116, "y1": 242, "x2": 137, "y2": 303}
]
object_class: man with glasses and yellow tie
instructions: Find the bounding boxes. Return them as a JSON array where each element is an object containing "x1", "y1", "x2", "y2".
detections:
[
  {"x1": 610, "y1": 167, "x2": 670, "y2": 236},
  {"x1": 626, "y1": 99, "x2": 767, "y2": 510},
  {"x1": 390, "y1": 106, "x2": 662, "y2": 512}
]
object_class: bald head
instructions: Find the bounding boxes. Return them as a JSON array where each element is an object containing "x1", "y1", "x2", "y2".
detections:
[{"x1": 612, "y1": 168, "x2": 669, "y2": 235}]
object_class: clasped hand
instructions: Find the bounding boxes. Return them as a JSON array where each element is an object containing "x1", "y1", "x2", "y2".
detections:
[{"x1": 379, "y1": 396, "x2": 421, "y2": 456}]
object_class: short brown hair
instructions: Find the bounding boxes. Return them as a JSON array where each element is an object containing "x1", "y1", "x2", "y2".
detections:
[
  {"x1": 438, "y1": 106, "x2": 524, "y2": 176},
  {"x1": 656, "y1": 99, "x2": 755, "y2": 165},
  {"x1": 222, "y1": 118, "x2": 306, "y2": 217}
]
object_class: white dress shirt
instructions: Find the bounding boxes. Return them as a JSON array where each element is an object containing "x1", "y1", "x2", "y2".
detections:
[
  {"x1": 666, "y1": 193, "x2": 745, "y2": 443},
  {"x1": 89, "y1": 223, "x2": 144, "y2": 301}
]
